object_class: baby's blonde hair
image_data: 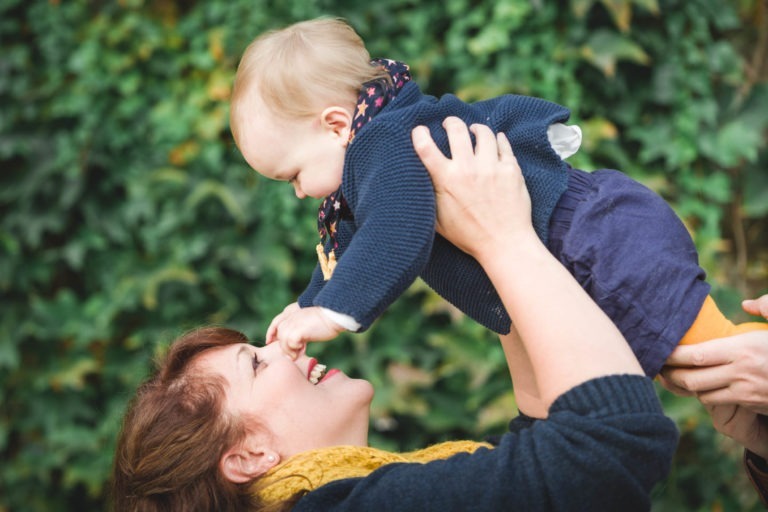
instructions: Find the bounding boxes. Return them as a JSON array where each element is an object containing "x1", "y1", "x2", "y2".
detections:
[{"x1": 230, "y1": 18, "x2": 390, "y2": 144}]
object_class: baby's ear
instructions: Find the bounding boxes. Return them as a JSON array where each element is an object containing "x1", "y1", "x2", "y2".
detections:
[{"x1": 320, "y1": 106, "x2": 352, "y2": 144}]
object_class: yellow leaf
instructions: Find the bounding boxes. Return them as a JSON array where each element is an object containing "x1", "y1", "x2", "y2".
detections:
[
  {"x1": 168, "y1": 140, "x2": 200, "y2": 166},
  {"x1": 601, "y1": 0, "x2": 632, "y2": 32},
  {"x1": 49, "y1": 358, "x2": 99, "y2": 391},
  {"x1": 209, "y1": 28, "x2": 225, "y2": 62},
  {"x1": 142, "y1": 267, "x2": 199, "y2": 310}
]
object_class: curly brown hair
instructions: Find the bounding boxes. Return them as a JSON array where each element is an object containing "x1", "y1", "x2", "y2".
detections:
[{"x1": 111, "y1": 327, "x2": 298, "y2": 512}]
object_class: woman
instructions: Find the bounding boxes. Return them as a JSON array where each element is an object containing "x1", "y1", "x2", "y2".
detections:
[{"x1": 112, "y1": 118, "x2": 678, "y2": 511}]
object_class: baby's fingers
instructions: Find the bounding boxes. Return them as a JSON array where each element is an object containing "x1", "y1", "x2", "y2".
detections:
[
  {"x1": 266, "y1": 313, "x2": 289, "y2": 344},
  {"x1": 266, "y1": 303, "x2": 301, "y2": 344},
  {"x1": 266, "y1": 320, "x2": 279, "y2": 344},
  {"x1": 277, "y1": 336, "x2": 305, "y2": 360}
]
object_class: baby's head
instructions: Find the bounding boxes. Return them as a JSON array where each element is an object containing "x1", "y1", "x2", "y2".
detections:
[{"x1": 230, "y1": 18, "x2": 389, "y2": 199}]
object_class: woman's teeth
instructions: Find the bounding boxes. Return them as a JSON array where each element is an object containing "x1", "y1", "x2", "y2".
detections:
[{"x1": 309, "y1": 363, "x2": 327, "y2": 385}]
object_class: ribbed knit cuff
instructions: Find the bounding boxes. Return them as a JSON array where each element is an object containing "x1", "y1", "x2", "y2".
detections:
[{"x1": 549, "y1": 374, "x2": 663, "y2": 417}]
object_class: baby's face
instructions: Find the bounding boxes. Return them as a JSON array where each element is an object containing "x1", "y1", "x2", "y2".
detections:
[{"x1": 236, "y1": 93, "x2": 346, "y2": 199}]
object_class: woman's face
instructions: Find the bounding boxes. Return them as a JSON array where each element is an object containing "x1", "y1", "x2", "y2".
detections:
[{"x1": 196, "y1": 342, "x2": 374, "y2": 459}]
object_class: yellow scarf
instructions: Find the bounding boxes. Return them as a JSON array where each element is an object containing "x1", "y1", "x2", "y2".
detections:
[{"x1": 255, "y1": 441, "x2": 492, "y2": 504}]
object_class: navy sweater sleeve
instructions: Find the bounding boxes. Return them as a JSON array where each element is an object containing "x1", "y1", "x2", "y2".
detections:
[
  {"x1": 305, "y1": 122, "x2": 437, "y2": 330},
  {"x1": 297, "y1": 261, "x2": 326, "y2": 307},
  {"x1": 293, "y1": 375, "x2": 678, "y2": 512}
]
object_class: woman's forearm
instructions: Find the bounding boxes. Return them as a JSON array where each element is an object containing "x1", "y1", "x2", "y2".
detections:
[{"x1": 475, "y1": 231, "x2": 643, "y2": 407}]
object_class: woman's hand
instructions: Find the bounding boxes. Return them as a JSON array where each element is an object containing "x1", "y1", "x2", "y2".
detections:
[
  {"x1": 744, "y1": 295, "x2": 768, "y2": 319},
  {"x1": 411, "y1": 117, "x2": 535, "y2": 262},
  {"x1": 659, "y1": 331, "x2": 768, "y2": 411},
  {"x1": 659, "y1": 294, "x2": 768, "y2": 458},
  {"x1": 660, "y1": 295, "x2": 768, "y2": 412},
  {"x1": 705, "y1": 403, "x2": 768, "y2": 459}
]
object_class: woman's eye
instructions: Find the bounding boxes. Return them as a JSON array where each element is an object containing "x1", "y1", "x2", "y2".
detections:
[{"x1": 252, "y1": 354, "x2": 261, "y2": 374}]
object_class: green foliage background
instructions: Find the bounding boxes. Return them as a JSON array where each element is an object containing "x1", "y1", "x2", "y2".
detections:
[{"x1": 2, "y1": 0, "x2": 767, "y2": 510}]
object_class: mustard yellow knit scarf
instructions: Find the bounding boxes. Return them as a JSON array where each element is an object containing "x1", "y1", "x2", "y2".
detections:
[{"x1": 255, "y1": 441, "x2": 491, "y2": 504}]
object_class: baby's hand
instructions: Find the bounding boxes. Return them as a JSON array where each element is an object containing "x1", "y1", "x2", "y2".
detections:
[
  {"x1": 266, "y1": 302, "x2": 301, "y2": 344},
  {"x1": 267, "y1": 305, "x2": 345, "y2": 359}
]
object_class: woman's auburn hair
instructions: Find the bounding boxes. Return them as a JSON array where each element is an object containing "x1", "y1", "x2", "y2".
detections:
[
  {"x1": 111, "y1": 327, "x2": 299, "y2": 512},
  {"x1": 229, "y1": 17, "x2": 390, "y2": 143}
]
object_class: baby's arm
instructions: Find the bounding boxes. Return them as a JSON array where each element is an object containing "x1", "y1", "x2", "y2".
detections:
[
  {"x1": 266, "y1": 304, "x2": 346, "y2": 359},
  {"x1": 297, "y1": 260, "x2": 326, "y2": 307},
  {"x1": 307, "y1": 123, "x2": 438, "y2": 330}
]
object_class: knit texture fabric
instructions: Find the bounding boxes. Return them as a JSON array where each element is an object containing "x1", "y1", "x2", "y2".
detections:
[
  {"x1": 315, "y1": 59, "x2": 411, "y2": 274},
  {"x1": 289, "y1": 374, "x2": 678, "y2": 512},
  {"x1": 255, "y1": 440, "x2": 490, "y2": 505},
  {"x1": 299, "y1": 81, "x2": 571, "y2": 333}
]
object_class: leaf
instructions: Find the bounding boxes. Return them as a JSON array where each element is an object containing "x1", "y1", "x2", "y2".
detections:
[
  {"x1": 141, "y1": 266, "x2": 199, "y2": 310},
  {"x1": 700, "y1": 121, "x2": 762, "y2": 167},
  {"x1": 580, "y1": 29, "x2": 650, "y2": 76},
  {"x1": 744, "y1": 164, "x2": 768, "y2": 217},
  {"x1": 185, "y1": 179, "x2": 246, "y2": 224},
  {"x1": 49, "y1": 358, "x2": 99, "y2": 391},
  {"x1": 600, "y1": 0, "x2": 633, "y2": 32}
]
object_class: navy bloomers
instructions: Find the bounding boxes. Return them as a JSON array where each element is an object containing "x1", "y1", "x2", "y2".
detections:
[{"x1": 547, "y1": 167, "x2": 710, "y2": 376}]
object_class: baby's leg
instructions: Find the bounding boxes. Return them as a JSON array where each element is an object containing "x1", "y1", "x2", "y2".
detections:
[
  {"x1": 498, "y1": 326, "x2": 548, "y2": 419},
  {"x1": 680, "y1": 295, "x2": 768, "y2": 345}
]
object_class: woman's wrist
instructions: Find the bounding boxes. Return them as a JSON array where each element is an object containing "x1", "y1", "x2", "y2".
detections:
[{"x1": 472, "y1": 229, "x2": 543, "y2": 270}]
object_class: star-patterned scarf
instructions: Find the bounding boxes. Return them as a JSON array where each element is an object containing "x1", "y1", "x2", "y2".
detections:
[{"x1": 315, "y1": 59, "x2": 412, "y2": 280}]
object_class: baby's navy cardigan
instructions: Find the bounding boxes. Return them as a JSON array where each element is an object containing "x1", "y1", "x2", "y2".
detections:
[
  {"x1": 298, "y1": 81, "x2": 571, "y2": 333},
  {"x1": 292, "y1": 375, "x2": 679, "y2": 512}
]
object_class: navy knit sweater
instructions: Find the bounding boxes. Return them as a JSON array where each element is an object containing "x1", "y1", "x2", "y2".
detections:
[
  {"x1": 298, "y1": 82, "x2": 571, "y2": 333},
  {"x1": 293, "y1": 375, "x2": 678, "y2": 512}
]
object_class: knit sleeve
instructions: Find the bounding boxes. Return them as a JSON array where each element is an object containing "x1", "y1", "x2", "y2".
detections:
[
  {"x1": 297, "y1": 262, "x2": 326, "y2": 308},
  {"x1": 293, "y1": 375, "x2": 678, "y2": 512},
  {"x1": 307, "y1": 122, "x2": 437, "y2": 330}
]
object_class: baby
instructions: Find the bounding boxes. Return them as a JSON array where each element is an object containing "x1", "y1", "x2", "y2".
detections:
[{"x1": 230, "y1": 17, "x2": 767, "y2": 378}]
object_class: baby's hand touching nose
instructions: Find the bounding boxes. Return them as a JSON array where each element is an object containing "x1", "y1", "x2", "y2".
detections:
[
  {"x1": 266, "y1": 305, "x2": 346, "y2": 360},
  {"x1": 277, "y1": 337, "x2": 306, "y2": 361},
  {"x1": 266, "y1": 302, "x2": 301, "y2": 345}
]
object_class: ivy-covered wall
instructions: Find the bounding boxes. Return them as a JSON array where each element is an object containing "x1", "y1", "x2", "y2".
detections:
[{"x1": 1, "y1": 0, "x2": 766, "y2": 510}]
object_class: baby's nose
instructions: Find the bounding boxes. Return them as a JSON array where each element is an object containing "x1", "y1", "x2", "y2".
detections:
[{"x1": 293, "y1": 183, "x2": 306, "y2": 199}]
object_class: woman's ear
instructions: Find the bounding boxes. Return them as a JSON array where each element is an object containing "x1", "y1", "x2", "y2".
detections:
[
  {"x1": 320, "y1": 106, "x2": 352, "y2": 146},
  {"x1": 219, "y1": 444, "x2": 280, "y2": 483}
]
